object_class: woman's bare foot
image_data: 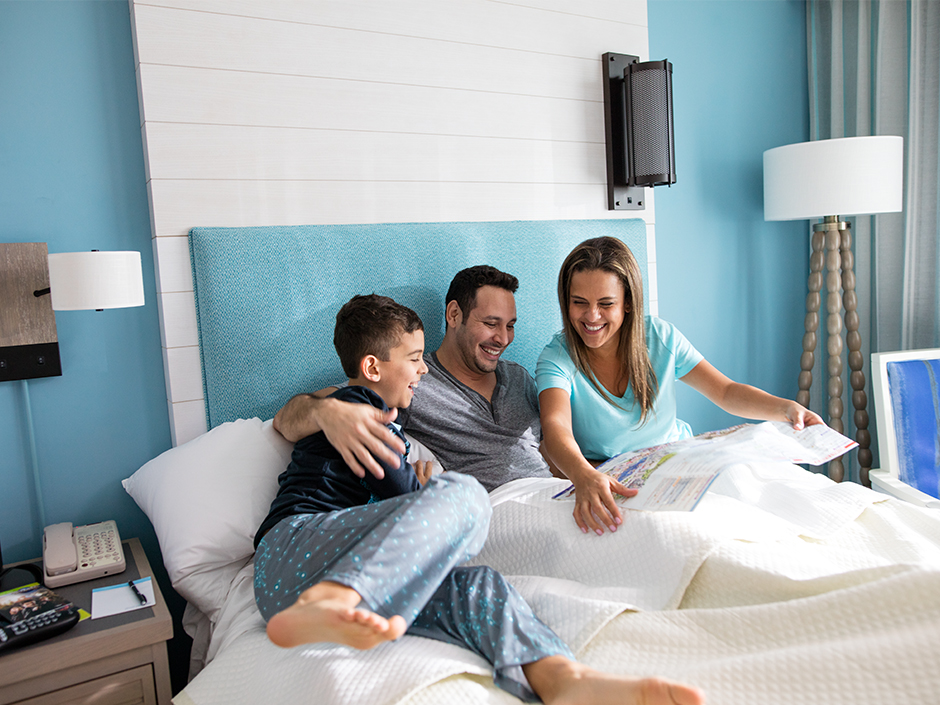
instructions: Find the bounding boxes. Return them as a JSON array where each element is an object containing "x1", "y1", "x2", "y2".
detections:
[
  {"x1": 265, "y1": 581, "x2": 407, "y2": 650},
  {"x1": 523, "y1": 656, "x2": 705, "y2": 705}
]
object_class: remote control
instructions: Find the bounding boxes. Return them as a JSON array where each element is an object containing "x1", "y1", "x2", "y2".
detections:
[{"x1": 0, "y1": 603, "x2": 80, "y2": 653}]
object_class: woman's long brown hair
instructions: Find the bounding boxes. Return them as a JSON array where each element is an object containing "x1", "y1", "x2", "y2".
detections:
[{"x1": 557, "y1": 237, "x2": 658, "y2": 422}]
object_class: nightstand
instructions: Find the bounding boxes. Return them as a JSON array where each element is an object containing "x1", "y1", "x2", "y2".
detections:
[{"x1": 0, "y1": 538, "x2": 173, "y2": 705}]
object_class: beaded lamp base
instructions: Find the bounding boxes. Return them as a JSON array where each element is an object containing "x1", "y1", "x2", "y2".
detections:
[{"x1": 798, "y1": 216, "x2": 872, "y2": 485}]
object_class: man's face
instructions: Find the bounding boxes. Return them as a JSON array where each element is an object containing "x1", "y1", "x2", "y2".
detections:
[{"x1": 452, "y1": 285, "x2": 517, "y2": 375}]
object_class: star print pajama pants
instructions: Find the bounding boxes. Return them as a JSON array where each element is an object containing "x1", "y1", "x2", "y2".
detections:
[{"x1": 254, "y1": 473, "x2": 573, "y2": 702}]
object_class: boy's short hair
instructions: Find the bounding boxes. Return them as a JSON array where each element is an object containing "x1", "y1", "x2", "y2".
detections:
[
  {"x1": 334, "y1": 294, "x2": 424, "y2": 378},
  {"x1": 445, "y1": 265, "x2": 519, "y2": 319}
]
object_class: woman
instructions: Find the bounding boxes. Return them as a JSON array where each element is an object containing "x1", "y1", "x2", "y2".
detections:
[{"x1": 536, "y1": 237, "x2": 823, "y2": 535}]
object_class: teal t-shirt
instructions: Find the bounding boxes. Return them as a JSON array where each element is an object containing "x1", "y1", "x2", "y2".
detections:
[{"x1": 535, "y1": 316, "x2": 704, "y2": 460}]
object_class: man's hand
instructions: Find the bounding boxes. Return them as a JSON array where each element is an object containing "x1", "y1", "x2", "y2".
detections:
[
  {"x1": 274, "y1": 393, "x2": 406, "y2": 479},
  {"x1": 321, "y1": 400, "x2": 405, "y2": 479}
]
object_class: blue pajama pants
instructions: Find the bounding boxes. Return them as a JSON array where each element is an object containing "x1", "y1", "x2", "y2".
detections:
[{"x1": 254, "y1": 474, "x2": 573, "y2": 702}]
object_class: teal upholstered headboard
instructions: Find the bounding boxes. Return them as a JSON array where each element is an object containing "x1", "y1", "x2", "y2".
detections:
[{"x1": 189, "y1": 219, "x2": 648, "y2": 429}]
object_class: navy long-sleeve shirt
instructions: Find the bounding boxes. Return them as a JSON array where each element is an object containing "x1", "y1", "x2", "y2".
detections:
[{"x1": 255, "y1": 386, "x2": 420, "y2": 548}]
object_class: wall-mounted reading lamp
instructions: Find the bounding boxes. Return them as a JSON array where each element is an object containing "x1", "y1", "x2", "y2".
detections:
[
  {"x1": 1, "y1": 245, "x2": 145, "y2": 382},
  {"x1": 0, "y1": 243, "x2": 144, "y2": 530},
  {"x1": 602, "y1": 52, "x2": 676, "y2": 211}
]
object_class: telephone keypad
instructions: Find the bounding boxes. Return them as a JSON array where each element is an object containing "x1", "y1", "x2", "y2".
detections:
[{"x1": 76, "y1": 524, "x2": 123, "y2": 569}]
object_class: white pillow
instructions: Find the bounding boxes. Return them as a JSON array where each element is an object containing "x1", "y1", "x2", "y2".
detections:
[{"x1": 123, "y1": 418, "x2": 291, "y2": 620}]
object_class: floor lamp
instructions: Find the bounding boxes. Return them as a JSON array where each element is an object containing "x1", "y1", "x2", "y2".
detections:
[{"x1": 763, "y1": 136, "x2": 904, "y2": 486}]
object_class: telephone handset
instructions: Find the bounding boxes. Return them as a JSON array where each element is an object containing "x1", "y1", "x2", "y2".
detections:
[{"x1": 42, "y1": 520, "x2": 126, "y2": 588}]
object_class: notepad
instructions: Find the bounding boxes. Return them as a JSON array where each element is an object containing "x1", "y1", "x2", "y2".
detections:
[{"x1": 91, "y1": 577, "x2": 155, "y2": 619}]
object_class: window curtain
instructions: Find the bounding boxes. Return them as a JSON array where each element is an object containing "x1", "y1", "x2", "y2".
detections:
[{"x1": 808, "y1": 0, "x2": 939, "y2": 480}]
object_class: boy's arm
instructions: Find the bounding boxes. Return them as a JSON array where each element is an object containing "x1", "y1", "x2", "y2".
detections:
[{"x1": 273, "y1": 390, "x2": 406, "y2": 479}]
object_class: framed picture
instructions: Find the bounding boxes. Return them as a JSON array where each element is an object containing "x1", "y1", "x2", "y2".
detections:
[{"x1": 871, "y1": 348, "x2": 940, "y2": 502}]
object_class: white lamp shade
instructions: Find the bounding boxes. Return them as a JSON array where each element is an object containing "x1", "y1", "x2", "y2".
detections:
[
  {"x1": 763, "y1": 135, "x2": 904, "y2": 221},
  {"x1": 47, "y1": 251, "x2": 145, "y2": 311}
]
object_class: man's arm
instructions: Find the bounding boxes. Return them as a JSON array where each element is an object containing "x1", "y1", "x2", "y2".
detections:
[
  {"x1": 273, "y1": 390, "x2": 406, "y2": 479},
  {"x1": 272, "y1": 389, "x2": 335, "y2": 441}
]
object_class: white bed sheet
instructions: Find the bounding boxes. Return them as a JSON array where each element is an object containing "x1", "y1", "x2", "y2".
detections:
[{"x1": 173, "y1": 465, "x2": 940, "y2": 705}]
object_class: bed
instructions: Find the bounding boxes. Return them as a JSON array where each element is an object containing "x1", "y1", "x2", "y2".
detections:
[{"x1": 123, "y1": 219, "x2": 940, "y2": 705}]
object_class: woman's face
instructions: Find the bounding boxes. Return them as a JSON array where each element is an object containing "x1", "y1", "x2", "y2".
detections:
[{"x1": 567, "y1": 269, "x2": 629, "y2": 354}]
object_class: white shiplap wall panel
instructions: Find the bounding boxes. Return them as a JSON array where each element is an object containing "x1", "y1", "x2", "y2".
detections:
[
  {"x1": 138, "y1": 64, "x2": 606, "y2": 143},
  {"x1": 144, "y1": 123, "x2": 605, "y2": 183},
  {"x1": 148, "y1": 180, "x2": 656, "y2": 239},
  {"x1": 158, "y1": 291, "x2": 199, "y2": 349},
  {"x1": 136, "y1": 0, "x2": 648, "y2": 60},
  {"x1": 133, "y1": 5, "x2": 641, "y2": 103},
  {"x1": 496, "y1": 0, "x2": 647, "y2": 26},
  {"x1": 152, "y1": 234, "x2": 194, "y2": 294},
  {"x1": 167, "y1": 399, "x2": 208, "y2": 446},
  {"x1": 164, "y1": 345, "x2": 203, "y2": 404},
  {"x1": 130, "y1": 0, "x2": 654, "y2": 445},
  {"x1": 646, "y1": 222, "x2": 658, "y2": 317}
]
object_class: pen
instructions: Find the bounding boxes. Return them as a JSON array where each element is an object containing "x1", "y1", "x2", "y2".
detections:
[{"x1": 128, "y1": 580, "x2": 147, "y2": 605}]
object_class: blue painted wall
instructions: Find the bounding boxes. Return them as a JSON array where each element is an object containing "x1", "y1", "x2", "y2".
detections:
[
  {"x1": 649, "y1": 0, "x2": 810, "y2": 434},
  {"x1": 0, "y1": 0, "x2": 183, "y2": 686}
]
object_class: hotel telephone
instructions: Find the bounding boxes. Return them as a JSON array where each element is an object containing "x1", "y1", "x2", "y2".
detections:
[{"x1": 42, "y1": 520, "x2": 126, "y2": 588}]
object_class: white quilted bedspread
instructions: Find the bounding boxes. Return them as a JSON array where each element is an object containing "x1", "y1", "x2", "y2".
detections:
[{"x1": 174, "y1": 465, "x2": 940, "y2": 705}]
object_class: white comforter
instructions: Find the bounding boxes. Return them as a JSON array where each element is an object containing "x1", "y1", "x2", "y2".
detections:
[{"x1": 174, "y1": 464, "x2": 940, "y2": 705}]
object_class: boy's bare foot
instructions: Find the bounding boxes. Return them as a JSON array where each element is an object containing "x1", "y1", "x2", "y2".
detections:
[
  {"x1": 523, "y1": 656, "x2": 705, "y2": 705},
  {"x1": 266, "y1": 581, "x2": 407, "y2": 650}
]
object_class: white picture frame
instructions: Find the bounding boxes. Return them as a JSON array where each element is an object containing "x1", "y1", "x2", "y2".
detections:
[{"x1": 870, "y1": 348, "x2": 940, "y2": 508}]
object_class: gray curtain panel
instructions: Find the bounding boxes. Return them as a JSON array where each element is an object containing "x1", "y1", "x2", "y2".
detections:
[{"x1": 807, "y1": 0, "x2": 940, "y2": 478}]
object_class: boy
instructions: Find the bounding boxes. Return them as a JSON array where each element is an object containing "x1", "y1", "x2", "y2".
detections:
[{"x1": 254, "y1": 294, "x2": 704, "y2": 705}]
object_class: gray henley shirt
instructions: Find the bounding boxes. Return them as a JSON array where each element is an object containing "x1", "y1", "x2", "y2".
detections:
[{"x1": 397, "y1": 352, "x2": 552, "y2": 491}]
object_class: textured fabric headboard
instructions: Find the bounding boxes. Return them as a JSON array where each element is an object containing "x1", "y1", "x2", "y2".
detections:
[{"x1": 190, "y1": 219, "x2": 648, "y2": 429}]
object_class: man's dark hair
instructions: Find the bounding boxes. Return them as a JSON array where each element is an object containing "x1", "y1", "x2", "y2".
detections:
[
  {"x1": 445, "y1": 265, "x2": 519, "y2": 319},
  {"x1": 334, "y1": 294, "x2": 424, "y2": 378}
]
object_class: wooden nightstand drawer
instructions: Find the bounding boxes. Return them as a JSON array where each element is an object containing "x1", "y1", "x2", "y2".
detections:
[{"x1": 14, "y1": 665, "x2": 155, "y2": 705}]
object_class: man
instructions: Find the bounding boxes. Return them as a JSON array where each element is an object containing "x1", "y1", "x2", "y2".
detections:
[{"x1": 274, "y1": 266, "x2": 555, "y2": 490}]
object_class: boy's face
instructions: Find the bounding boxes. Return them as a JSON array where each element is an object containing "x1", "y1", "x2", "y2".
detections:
[{"x1": 373, "y1": 329, "x2": 428, "y2": 409}]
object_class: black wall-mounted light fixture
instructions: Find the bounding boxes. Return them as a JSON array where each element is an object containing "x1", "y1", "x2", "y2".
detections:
[{"x1": 602, "y1": 52, "x2": 676, "y2": 211}]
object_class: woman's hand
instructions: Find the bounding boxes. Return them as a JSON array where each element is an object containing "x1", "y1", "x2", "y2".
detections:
[
  {"x1": 783, "y1": 402, "x2": 825, "y2": 430},
  {"x1": 570, "y1": 469, "x2": 637, "y2": 535}
]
